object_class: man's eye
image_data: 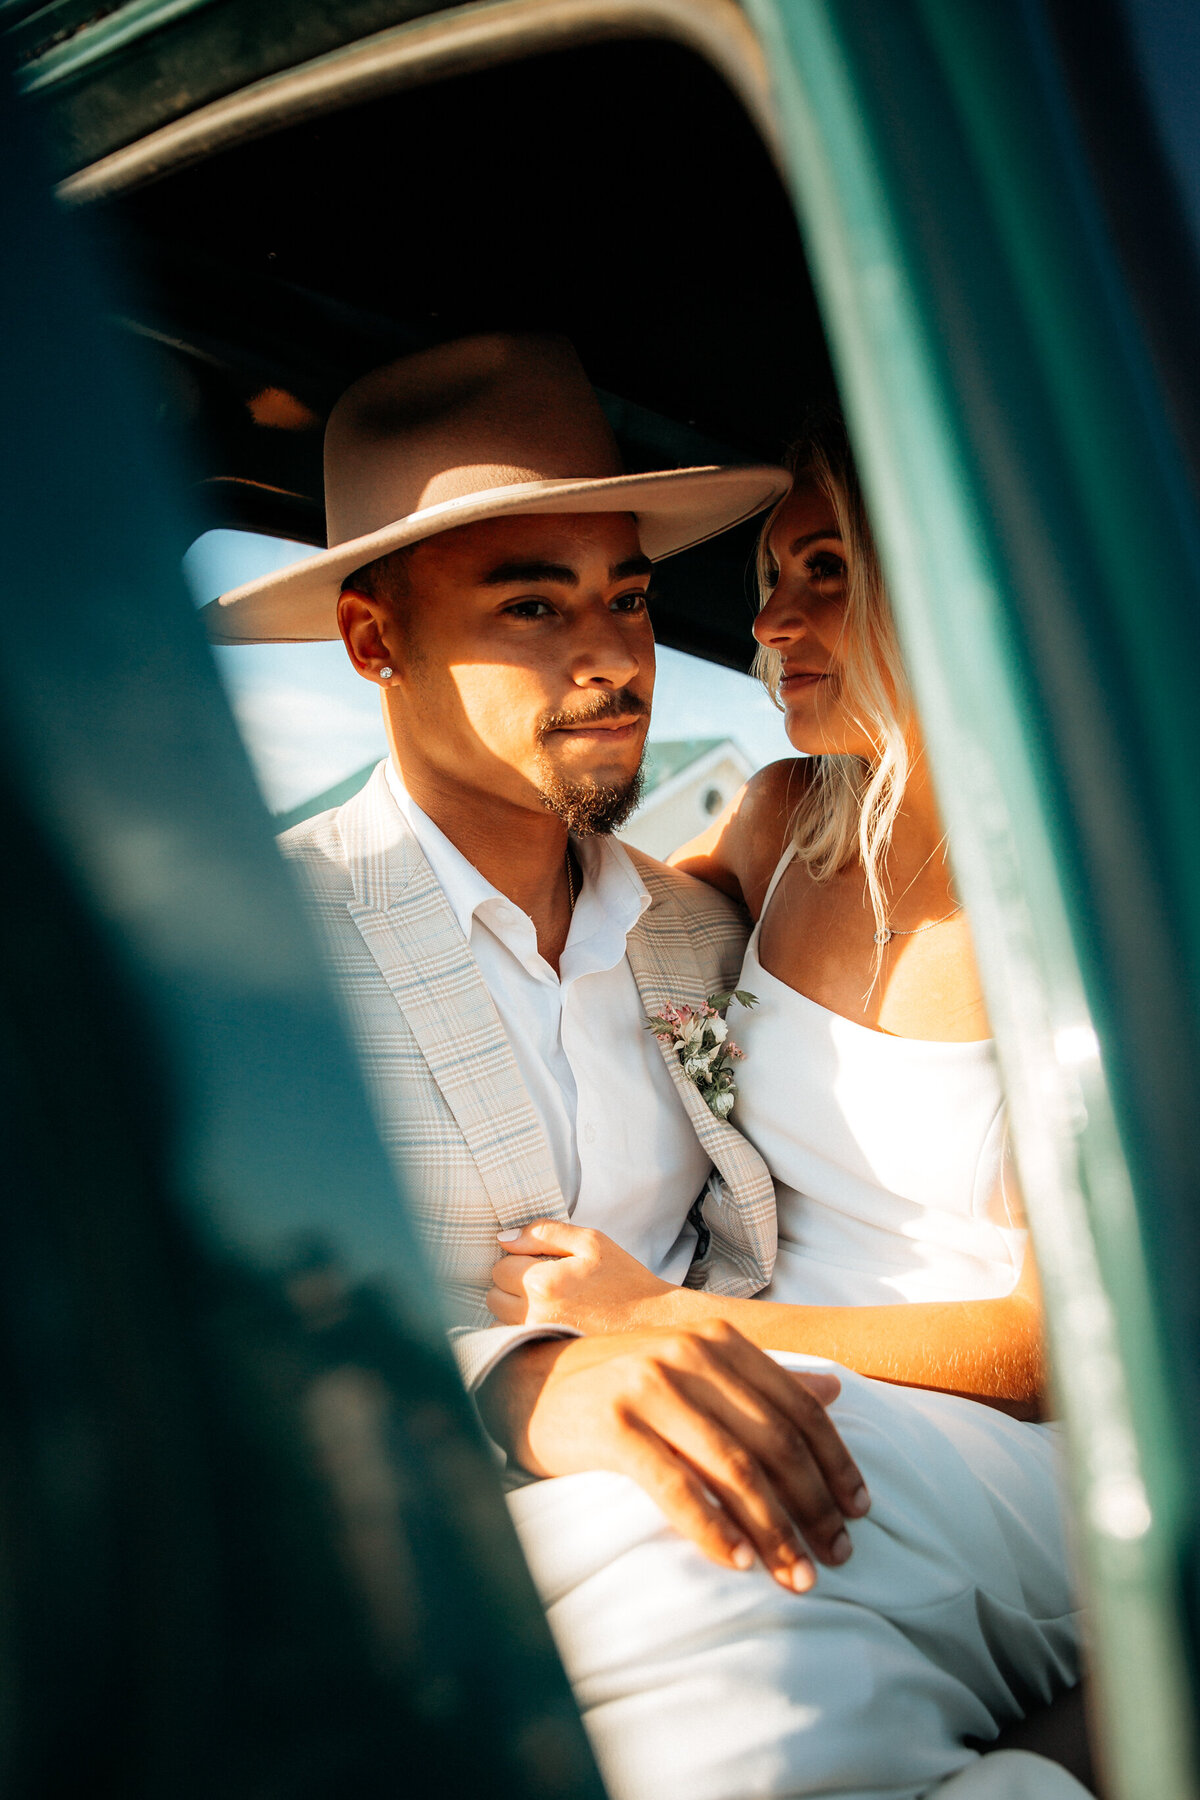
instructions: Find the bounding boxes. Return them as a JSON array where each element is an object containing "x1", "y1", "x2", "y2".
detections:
[
  {"x1": 504, "y1": 598, "x2": 554, "y2": 618},
  {"x1": 611, "y1": 590, "x2": 649, "y2": 613}
]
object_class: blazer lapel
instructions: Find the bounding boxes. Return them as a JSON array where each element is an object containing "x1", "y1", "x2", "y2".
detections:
[
  {"x1": 340, "y1": 767, "x2": 567, "y2": 1229},
  {"x1": 624, "y1": 888, "x2": 740, "y2": 1174},
  {"x1": 625, "y1": 877, "x2": 777, "y2": 1290}
]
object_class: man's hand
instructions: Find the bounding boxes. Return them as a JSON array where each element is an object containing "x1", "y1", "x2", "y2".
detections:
[{"x1": 477, "y1": 1322, "x2": 870, "y2": 1593}]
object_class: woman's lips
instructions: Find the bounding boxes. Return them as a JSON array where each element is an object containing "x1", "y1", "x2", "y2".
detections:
[{"x1": 779, "y1": 671, "x2": 829, "y2": 693}]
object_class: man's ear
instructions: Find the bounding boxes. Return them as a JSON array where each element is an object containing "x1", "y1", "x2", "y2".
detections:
[{"x1": 337, "y1": 588, "x2": 394, "y2": 683}]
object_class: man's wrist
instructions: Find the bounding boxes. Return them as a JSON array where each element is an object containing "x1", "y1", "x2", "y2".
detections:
[{"x1": 476, "y1": 1336, "x2": 568, "y2": 1463}]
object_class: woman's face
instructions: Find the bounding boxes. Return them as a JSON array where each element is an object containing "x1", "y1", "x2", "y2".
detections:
[{"x1": 754, "y1": 477, "x2": 875, "y2": 759}]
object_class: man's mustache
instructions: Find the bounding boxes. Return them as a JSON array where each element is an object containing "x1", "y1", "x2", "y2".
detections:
[{"x1": 537, "y1": 689, "x2": 651, "y2": 741}]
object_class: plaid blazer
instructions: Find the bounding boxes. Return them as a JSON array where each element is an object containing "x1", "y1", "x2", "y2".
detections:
[{"x1": 279, "y1": 762, "x2": 778, "y2": 1389}]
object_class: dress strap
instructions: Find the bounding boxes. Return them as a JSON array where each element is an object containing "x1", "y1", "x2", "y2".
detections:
[{"x1": 755, "y1": 841, "x2": 799, "y2": 922}]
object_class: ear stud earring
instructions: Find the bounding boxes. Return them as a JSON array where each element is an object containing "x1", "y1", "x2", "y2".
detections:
[{"x1": 379, "y1": 666, "x2": 394, "y2": 681}]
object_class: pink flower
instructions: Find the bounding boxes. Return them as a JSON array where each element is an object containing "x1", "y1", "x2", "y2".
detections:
[{"x1": 644, "y1": 990, "x2": 758, "y2": 1120}]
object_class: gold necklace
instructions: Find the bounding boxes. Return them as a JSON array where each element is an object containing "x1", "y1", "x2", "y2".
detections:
[
  {"x1": 565, "y1": 844, "x2": 577, "y2": 915},
  {"x1": 873, "y1": 833, "x2": 960, "y2": 945},
  {"x1": 874, "y1": 904, "x2": 963, "y2": 947}
]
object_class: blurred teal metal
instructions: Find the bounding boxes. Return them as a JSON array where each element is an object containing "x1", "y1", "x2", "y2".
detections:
[
  {"x1": 5, "y1": 0, "x2": 452, "y2": 170},
  {"x1": 748, "y1": 1, "x2": 1200, "y2": 1796},
  {"x1": 0, "y1": 63, "x2": 604, "y2": 1800}
]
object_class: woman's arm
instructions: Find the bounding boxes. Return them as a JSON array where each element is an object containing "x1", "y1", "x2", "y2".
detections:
[
  {"x1": 490, "y1": 1222, "x2": 1045, "y2": 1420},
  {"x1": 617, "y1": 1260, "x2": 1044, "y2": 1420},
  {"x1": 669, "y1": 757, "x2": 810, "y2": 917}
]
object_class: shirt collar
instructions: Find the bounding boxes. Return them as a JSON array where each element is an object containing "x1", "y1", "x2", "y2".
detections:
[
  {"x1": 385, "y1": 759, "x2": 650, "y2": 977},
  {"x1": 566, "y1": 832, "x2": 651, "y2": 977}
]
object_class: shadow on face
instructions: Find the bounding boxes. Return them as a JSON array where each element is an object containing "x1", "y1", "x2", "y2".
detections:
[{"x1": 339, "y1": 511, "x2": 657, "y2": 826}]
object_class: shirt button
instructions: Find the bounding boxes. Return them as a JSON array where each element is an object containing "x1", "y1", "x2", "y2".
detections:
[{"x1": 583, "y1": 1123, "x2": 597, "y2": 1145}]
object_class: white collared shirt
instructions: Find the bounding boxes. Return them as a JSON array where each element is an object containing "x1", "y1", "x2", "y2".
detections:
[{"x1": 385, "y1": 762, "x2": 707, "y2": 1280}]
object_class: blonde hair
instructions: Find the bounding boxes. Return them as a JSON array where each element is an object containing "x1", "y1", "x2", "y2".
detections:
[{"x1": 752, "y1": 415, "x2": 913, "y2": 949}]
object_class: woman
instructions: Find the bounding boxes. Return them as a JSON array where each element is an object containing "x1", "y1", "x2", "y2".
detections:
[
  {"x1": 489, "y1": 410, "x2": 1041, "y2": 1414},
  {"x1": 491, "y1": 415, "x2": 1085, "y2": 1800}
]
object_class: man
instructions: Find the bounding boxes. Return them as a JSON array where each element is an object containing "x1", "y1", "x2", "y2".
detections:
[
  {"x1": 206, "y1": 335, "x2": 1081, "y2": 1800},
  {"x1": 207, "y1": 331, "x2": 862, "y2": 1588}
]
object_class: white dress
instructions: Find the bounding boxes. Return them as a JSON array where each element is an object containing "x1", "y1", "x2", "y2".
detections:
[
  {"x1": 733, "y1": 845, "x2": 1027, "y2": 1313},
  {"x1": 508, "y1": 849, "x2": 1082, "y2": 1800}
]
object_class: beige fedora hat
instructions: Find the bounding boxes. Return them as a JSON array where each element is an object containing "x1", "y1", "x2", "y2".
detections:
[{"x1": 202, "y1": 333, "x2": 790, "y2": 644}]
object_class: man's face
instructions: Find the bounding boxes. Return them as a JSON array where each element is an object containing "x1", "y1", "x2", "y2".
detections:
[{"x1": 351, "y1": 512, "x2": 655, "y2": 831}]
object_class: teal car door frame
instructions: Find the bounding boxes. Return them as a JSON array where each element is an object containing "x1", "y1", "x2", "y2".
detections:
[
  {"x1": 747, "y1": 2, "x2": 1200, "y2": 1796},
  {"x1": 0, "y1": 67, "x2": 605, "y2": 1800}
]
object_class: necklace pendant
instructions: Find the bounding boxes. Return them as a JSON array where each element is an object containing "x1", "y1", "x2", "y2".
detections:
[{"x1": 874, "y1": 927, "x2": 893, "y2": 945}]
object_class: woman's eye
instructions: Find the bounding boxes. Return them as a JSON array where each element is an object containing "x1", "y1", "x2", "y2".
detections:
[
  {"x1": 805, "y1": 551, "x2": 847, "y2": 587},
  {"x1": 504, "y1": 598, "x2": 554, "y2": 618}
]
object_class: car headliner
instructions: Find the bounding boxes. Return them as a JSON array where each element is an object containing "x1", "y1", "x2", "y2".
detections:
[{"x1": 18, "y1": 7, "x2": 836, "y2": 667}]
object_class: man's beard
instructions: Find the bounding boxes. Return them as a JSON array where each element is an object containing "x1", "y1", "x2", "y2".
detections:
[
  {"x1": 536, "y1": 762, "x2": 645, "y2": 835},
  {"x1": 534, "y1": 688, "x2": 648, "y2": 836}
]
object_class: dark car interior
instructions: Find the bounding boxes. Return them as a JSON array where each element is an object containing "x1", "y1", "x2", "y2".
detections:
[{"x1": 86, "y1": 37, "x2": 836, "y2": 665}]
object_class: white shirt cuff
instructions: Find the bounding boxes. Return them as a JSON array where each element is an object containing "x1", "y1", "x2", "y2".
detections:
[{"x1": 451, "y1": 1321, "x2": 583, "y2": 1394}]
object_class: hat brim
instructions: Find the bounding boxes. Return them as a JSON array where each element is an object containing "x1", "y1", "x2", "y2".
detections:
[{"x1": 200, "y1": 464, "x2": 790, "y2": 644}]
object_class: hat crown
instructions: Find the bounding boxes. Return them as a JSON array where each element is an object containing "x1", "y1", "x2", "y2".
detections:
[
  {"x1": 324, "y1": 333, "x2": 625, "y2": 548},
  {"x1": 204, "y1": 331, "x2": 790, "y2": 644}
]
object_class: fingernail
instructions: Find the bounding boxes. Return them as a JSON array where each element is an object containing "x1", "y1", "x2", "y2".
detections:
[
  {"x1": 730, "y1": 1541, "x2": 755, "y2": 1570},
  {"x1": 850, "y1": 1485, "x2": 871, "y2": 1516},
  {"x1": 496, "y1": 1229, "x2": 521, "y2": 1241},
  {"x1": 830, "y1": 1529, "x2": 852, "y2": 1566},
  {"x1": 787, "y1": 1558, "x2": 816, "y2": 1593}
]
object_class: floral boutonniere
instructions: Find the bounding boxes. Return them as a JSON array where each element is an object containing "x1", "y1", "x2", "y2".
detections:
[{"x1": 646, "y1": 990, "x2": 758, "y2": 1121}]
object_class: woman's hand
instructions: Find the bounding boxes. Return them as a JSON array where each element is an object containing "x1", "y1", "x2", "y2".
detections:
[{"x1": 488, "y1": 1219, "x2": 676, "y2": 1333}]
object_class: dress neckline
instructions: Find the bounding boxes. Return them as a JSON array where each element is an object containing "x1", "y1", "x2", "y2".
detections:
[{"x1": 746, "y1": 846, "x2": 994, "y2": 1052}]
